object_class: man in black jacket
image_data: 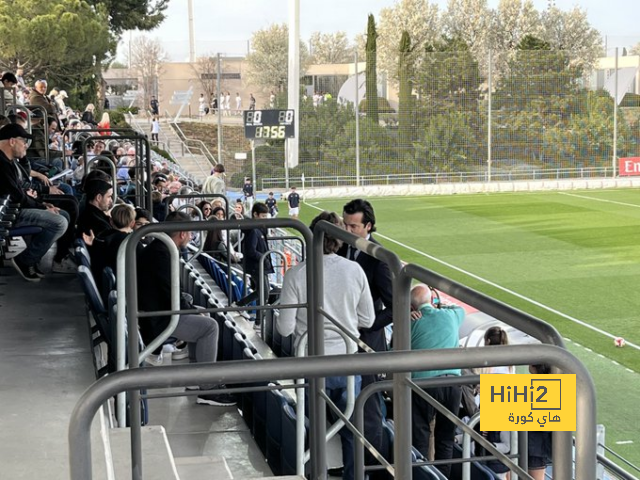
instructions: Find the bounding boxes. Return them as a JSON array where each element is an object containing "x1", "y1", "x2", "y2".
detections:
[
  {"x1": 340, "y1": 198, "x2": 394, "y2": 478},
  {"x1": 0, "y1": 124, "x2": 68, "y2": 281},
  {"x1": 137, "y1": 211, "x2": 235, "y2": 406},
  {"x1": 235, "y1": 202, "x2": 273, "y2": 321},
  {"x1": 76, "y1": 179, "x2": 112, "y2": 238}
]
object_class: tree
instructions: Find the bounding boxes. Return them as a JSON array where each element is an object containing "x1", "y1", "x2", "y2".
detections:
[
  {"x1": 630, "y1": 42, "x2": 640, "y2": 56},
  {"x1": 377, "y1": 0, "x2": 441, "y2": 83},
  {"x1": 246, "y1": 23, "x2": 310, "y2": 92},
  {"x1": 539, "y1": 5, "x2": 603, "y2": 69},
  {"x1": 86, "y1": 0, "x2": 169, "y2": 35},
  {"x1": 127, "y1": 36, "x2": 167, "y2": 111},
  {"x1": 0, "y1": 0, "x2": 113, "y2": 79},
  {"x1": 398, "y1": 31, "x2": 414, "y2": 153},
  {"x1": 442, "y1": 0, "x2": 492, "y2": 61},
  {"x1": 192, "y1": 55, "x2": 227, "y2": 105},
  {"x1": 309, "y1": 32, "x2": 353, "y2": 64},
  {"x1": 365, "y1": 14, "x2": 379, "y2": 124},
  {"x1": 491, "y1": 0, "x2": 541, "y2": 51}
]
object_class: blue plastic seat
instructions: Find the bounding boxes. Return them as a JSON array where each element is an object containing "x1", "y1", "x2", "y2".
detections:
[{"x1": 266, "y1": 388, "x2": 290, "y2": 476}]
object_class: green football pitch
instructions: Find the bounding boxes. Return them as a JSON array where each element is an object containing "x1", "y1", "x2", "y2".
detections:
[{"x1": 298, "y1": 189, "x2": 640, "y2": 466}]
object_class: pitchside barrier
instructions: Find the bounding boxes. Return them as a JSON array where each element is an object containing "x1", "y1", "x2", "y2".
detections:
[{"x1": 298, "y1": 176, "x2": 640, "y2": 200}]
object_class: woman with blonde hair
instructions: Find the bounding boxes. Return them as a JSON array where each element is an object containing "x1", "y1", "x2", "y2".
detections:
[
  {"x1": 81, "y1": 103, "x2": 97, "y2": 125},
  {"x1": 97, "y1": 112, "x2": 111, "y2": 135}
]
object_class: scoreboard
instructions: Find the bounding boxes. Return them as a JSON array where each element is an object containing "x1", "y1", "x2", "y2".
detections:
[{"x1": 243, "y1": 109, "x2": 295, "y2": 140}]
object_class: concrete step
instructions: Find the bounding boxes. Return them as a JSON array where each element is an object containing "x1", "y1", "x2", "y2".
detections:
[
  {"x1": 174, "y1": 456, "x2": 233, "y2": 479},
  {"x1": 109, "y1": 426, "x2": 179, "y2": 480}
]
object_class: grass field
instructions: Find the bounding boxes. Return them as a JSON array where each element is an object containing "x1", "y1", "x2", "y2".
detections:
[{"x1": 298, "y1": 189, "x2": 640, "y2": 467}]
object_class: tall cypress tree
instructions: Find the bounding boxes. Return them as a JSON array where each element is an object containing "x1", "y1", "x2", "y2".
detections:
[
  {"x1": 365, "y1": 14, "x2": 379, "y2": 124},
  {"x1": 398, "y1": 30, "x2": 413, "y2": 153}
]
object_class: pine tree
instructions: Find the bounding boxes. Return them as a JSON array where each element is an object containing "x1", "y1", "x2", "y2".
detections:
[{"x1": 365, "y1": 14, "x2": 379, "y2": 124}]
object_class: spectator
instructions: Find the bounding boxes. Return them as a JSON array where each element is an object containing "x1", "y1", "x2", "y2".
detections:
[
  {"x1": 234, "y1": 202, "x2": 272, "y2": 318},
  {"x1": 202, "y1": 163, "x2": 225, "y2": 197},
  {"x1": 287, "y1": 186, "x2": 300, "y2": 219},
  {"x1": 54, "y1": 90, "x2": 68, "y2": 125},
  {"x1": 136, "y1": 211, "x2": 236, "y2": 406},
  {"x1": 88, "y1": 204, "x2": 138, "y2": 290},
  {"x1": 277, "y1": 210, "x2": 375, "y2": 480},
  {"x1": 76, "y1": 179, "x2": 113, "y2": 238},
  {"x1": 249, "y1": 93, "x2": 256, "y2": 110},
  {"x1": 97, "y1": 112, "x2": 111, "y2": 135},
  {"x1": 409, "y1": 284, "x2": 465, "y2": 478},
  {"x1": 483, "y1": 327, "x2": 514, "y2": 374},
  {"x1": 81, "y1": 103, "x2": 97, "y2": 125},
  {"x1": 208, "y1": 207, "x2": 242, "y2": 263},
  {"x1": 1, "y1": 72, "x2": 19, "y2": 105},
  {"x1": 149, "y1": 96, "x2": 159, "y2": 115},
  {"x1": 151, "y1": 116, "x2": 160, "y2": 142},
  {"x1": 0, "y1": 124, "x2": 69, "y2": 282},
  {"x1": 29, "y1": 79, "x2": 58, "y2": 123},
  {"x1": 340, "y1": 198, "x2": 394, "y2": 475},
  {"x1": 196, "y1": 200, "x2": 212, "y2": 219},
  {"x1": 235, "y1": 92, "x2": 242, "y2": 114}
]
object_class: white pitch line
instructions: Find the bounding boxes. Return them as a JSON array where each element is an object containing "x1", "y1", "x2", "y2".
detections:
[
  {"x1": 615, "y1": 440, "x2": 634, "y2": 445},
  {"x1": 559, "y1": 192, "x2": 640, "y2": 209},
  {"x1": 303, "y1": 200, "x2": 640, "y2": 352}
]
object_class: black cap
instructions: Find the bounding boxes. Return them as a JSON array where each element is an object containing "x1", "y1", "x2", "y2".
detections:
[{"x1": 0, "y1": 123, "x2": 33, "y2": 141}]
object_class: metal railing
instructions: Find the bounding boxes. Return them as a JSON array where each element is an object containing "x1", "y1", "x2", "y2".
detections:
[
  {"x1": 169, "y1": 119, "x2": 217, "y2": 166},
  {"x1": 69, "y1": 218, "x2": 599, "y2": 480},
  {"x1": 261, "y1": 167, "x2": 615, "y2": 189}
]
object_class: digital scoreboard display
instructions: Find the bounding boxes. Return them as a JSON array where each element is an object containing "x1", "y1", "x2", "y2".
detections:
[{"x1": 243, "y1": 109, "x2": 295, "y2": 140}]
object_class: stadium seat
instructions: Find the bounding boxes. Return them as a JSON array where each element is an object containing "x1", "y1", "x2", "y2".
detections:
[
  {"x1": 74, "y1": 245, "x2": 91, "y2": 268},
  {"x1": 222, "y1": 319, "x2": 237, "y2": 361},
  {"x1": 266, "y1": 388, "x2": 291, "y2": 475},
  {"x1": 281, "y1": 403, "x2": 307, "y2": 476}
]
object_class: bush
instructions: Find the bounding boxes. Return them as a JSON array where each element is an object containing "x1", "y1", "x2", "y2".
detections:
[{"x1": 359, "y1": 97, "x2": 395, "y2": 114}]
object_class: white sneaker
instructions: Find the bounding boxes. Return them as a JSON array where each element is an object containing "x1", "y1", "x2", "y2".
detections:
[
  {"x1": 144, "y1": 352, "x2": 164, "y2": 366},
  {"x1": 52, "y1": 256, "x2": 77, "y2": 274}
]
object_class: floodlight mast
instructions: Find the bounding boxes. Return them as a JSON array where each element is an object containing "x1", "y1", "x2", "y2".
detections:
[{"x1": 286, "y1": 0, "x2": 300, "y2": 188}]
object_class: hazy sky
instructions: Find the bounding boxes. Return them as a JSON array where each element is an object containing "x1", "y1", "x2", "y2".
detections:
[{"x1": 120, "y1": 0, "x2": 639, "y2": 61}]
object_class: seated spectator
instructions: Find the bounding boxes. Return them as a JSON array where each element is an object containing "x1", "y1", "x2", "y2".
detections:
[
  {"x1": 89, "y1": 204, "x2": 141, "y2": 291},
  {"x1": 136, "y1": 211, "x2": 235, "y2": 406},
  {"x1": 76, "y1": 179, "x2": 113, "y2": 238},
  {"x1": 0, "y1": 124, "x2": 69, "y2": 281},
  {"x1": 409, "y1": 284, "x2": 465, "y2": 478},
  {"x1": 29, "y1": 79, "x2": 58, "y2": 124},
  {"x1": 1, "y1": 72, "x2": 19, "y2": 105},
  {"x1": 196, "y1": 200, "x2": 212, "y2": 219},
  {"x1": 81, "y1": 103, "x2": 97, "y2": 125},
  {"x1": 483, "y1": 327, "x2": 514, "y2": 374},
  {"x1": 277, "y1": 210, "x2": 375, "y2": 480}
]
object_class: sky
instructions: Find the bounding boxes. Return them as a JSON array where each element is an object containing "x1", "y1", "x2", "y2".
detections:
[{"x1": 118, "y1": 0, "x2": 639, "y2": 61}]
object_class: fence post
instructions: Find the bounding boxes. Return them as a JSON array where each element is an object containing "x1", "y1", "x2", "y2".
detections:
[
  {"x1": 487, "y1": 49, "x2": 493, "y2": 183},
  {"x1": 613, "y1": 47, "x2": 618, "y2": 178},
  {"x1": 355, "y1": 51, "x2": 361, "y2": 187}
]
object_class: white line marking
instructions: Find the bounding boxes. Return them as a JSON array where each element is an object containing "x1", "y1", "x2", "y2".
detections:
[
  {"x1": 615, "y1": 440, "x2": 634, "y2": 445},
  {"x1": 559, "y1": 192, "x2": 640, "y2": 209},
  {"x1": 303, "y1": 200, "x2": 640, "y2": 353},
  {"x1": 626, "y1": 369, "x2": 634, "y2": 373}
]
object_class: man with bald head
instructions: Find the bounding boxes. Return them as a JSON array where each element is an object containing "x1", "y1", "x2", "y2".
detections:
[{"x1": 409, "y1": 284, "x2": 465, "y2": 478}]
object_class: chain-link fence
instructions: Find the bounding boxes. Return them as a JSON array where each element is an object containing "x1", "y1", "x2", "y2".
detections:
[{"x1": 175, "y1": 48, "x2": 640, "y2": 190}]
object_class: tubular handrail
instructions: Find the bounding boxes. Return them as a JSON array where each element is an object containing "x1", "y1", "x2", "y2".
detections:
[
  {"x1": 295, "y1": 326, "x2": 358, "y2": 476},
  {"x1": 26, "y1": 104, "x2": 50, "y2": 163},
  {"x1": 115, "y1": 232, "x2": 181, "y2": 426},
  {"x1": 258, "y1": 249, "x2": 285, "y2": 327},
  {"x1": 78, "y1": 132, "x2": 153, "y2": 213},
  {"x1": 169, "y1": 120, "x2": 217, "y2": 164},
  {"x1": 117, "y1": 217, "x2": 314, "y2": 480},
  {"x1": 85, "y1": 155, "x2": 118, "y2": 204},
  {"x1": 175, "y1": 203, "x2": 205, "y2": 263},
  {"x1": 164, "y1": 192, "x2": 229, "y2": 218},
  {"x1": 167, "y1": 121, "x2": 213, "y2": 179},
  {"x1": 69, "y1": 344, "x2": 597, "y2": 480}
]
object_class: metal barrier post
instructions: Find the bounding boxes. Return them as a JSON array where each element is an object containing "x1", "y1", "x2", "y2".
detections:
[{"x1": 69, "y1": 345, "x2": 597, "y2": 480}]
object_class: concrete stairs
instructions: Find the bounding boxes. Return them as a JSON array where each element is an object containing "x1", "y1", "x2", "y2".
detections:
[{"x1": 127, "y1": 115, "x2": 212, "y2": 183}]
